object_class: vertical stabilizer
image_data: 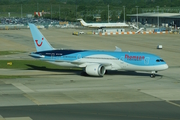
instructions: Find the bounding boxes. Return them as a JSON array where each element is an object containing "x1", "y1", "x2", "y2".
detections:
[
  {"x1": 29, "y1": 23, "x2": 54, "y2": 52},
  {"x1": 77, "y1": 19, "x2": 88, "y2": 26}
]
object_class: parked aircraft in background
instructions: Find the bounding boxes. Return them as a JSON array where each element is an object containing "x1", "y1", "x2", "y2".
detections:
[
  {"x1": 29, "y1": 23, "x2": 168, "y2": 77},
  {"x1": 77, "y1": 19, "x2": 129, "y2": 28}
]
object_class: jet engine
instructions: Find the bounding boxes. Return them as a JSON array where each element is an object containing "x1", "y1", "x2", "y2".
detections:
[{"x1": 85, "y1": 64, "x2": 106, "y2": 77}]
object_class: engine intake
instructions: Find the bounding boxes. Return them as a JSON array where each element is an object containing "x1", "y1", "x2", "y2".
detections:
[{"x1": 85, "y1": 64, "x2": 106, "y2": 77}]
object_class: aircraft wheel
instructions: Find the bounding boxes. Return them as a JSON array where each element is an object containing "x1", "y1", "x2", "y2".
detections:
[
  {"x1": 150, "y1": 74, "x2": 155, "y2": 78},
  {"x1": 105, "y1": 70, "x2": 108, "y2": 74},
  {"x1": 81, "y1": 71, "x2": 88, "y2": 76}
]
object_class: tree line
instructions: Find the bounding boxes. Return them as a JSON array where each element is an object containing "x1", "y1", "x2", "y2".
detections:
[
  {"x1": 1, "y1": 0, "x2": 180, "y2": 8},
  {"x1": 0, "y1": 0, "x2": 180, "y2": 22}
]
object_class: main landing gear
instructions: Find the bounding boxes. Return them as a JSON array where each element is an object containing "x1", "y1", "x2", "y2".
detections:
[
  {"x1": 150, "y1": 71, "x2": 157, "y2": 78},
  {"x1": 81, "y1": 71, "x2": 88, "y2": 76},
  {"x1": 150, "y1": 74, "x2": 155, "y2": 78}
]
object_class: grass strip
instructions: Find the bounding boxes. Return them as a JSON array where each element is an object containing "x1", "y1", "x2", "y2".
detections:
[
  {"x1": 0, "y1": 60, "x2": 81, "y2": 71},
  {"x1": 0, "y1": 75, "x2": 30, "y2": 79},
  {"x1": 0, "y1": 51, "x2": 26, "y2": 56}
]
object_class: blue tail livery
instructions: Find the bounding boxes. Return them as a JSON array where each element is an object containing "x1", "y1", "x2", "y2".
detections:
[
  {"x1": 29, "y1": 23, "x2": 168, "y2": 77},
  {"x1": 29, "y1": 23, "x2": 53, "y2": 52}
]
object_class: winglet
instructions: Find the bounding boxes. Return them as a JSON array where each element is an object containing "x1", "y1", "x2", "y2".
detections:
[{"x1": 29, "y1": 23, "x2": 54, "y2": 52}]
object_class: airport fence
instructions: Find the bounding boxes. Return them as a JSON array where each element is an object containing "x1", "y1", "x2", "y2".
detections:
[
  {"x1": 0, "y1": 23, "x2": 83, "y2": 30},
  {"x1": 0, "y1": 24, "x2": 27, "y2": 30},
  {"x1": 98, "y1": 31, "x2": 177, "y2": 36}
]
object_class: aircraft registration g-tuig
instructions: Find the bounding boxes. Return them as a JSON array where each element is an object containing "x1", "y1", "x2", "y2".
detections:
[{"x1": 29, "y1": 23, "x2": 168, "y2": 78}]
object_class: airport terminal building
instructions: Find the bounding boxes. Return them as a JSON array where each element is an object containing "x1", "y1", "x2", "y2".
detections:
[{"x1": 128, "y1": 13, "x2": 180, "y2": 27}]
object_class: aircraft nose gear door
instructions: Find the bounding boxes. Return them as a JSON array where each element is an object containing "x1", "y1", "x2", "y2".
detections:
[{"x1": 144, "y1": 57, "x2": 150, "y2": 65}]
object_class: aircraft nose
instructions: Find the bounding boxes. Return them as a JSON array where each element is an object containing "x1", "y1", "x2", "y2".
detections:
[{"x1": 163, "y1": 64, "x2": 168, "y2": 70}]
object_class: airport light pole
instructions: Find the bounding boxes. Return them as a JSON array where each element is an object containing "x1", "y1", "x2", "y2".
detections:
[
  {"x1": 108, "y1": 4, "x2": 109, "y2": 23},
  {"x1": 156, "y1": 6, "x2": 159, "y2": 28},
  {"x1": 37, "y1": 3, "x2": 38, "y2": 12},
  {"x1": 123, "y1": 6, "x2": 125, "y2": 23},
  {"x1": 59, "y1": 5, "x2": 60, "y2": 20},
  {"x1": 51, "y1": 4, "x2": 52, "y2": 20},
  {"x1": 21, "y1": 4, "x2": 22, "y2": 18},
  {"x1": 76, "y1": 0, "x2": 77, "y2": 20},
  {"x1": 76, "y1": 5, "x2": 77, "y2": 20},
  {"x1": 136, "y1": 6, "x2": 139, "y2": 29}
]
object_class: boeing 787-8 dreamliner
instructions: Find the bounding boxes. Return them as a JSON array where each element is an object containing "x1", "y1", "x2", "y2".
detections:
[{"x1": 29, "y1": 23, "x2": 168, "y2": 77}]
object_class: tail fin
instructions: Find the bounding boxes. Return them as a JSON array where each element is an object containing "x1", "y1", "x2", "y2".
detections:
[
  {"x1": 77, "y1": 19, "x2": 88, "y2": 26},
  {"x1": 29, "y1": 23, "x2": 54, "y2": 52}
]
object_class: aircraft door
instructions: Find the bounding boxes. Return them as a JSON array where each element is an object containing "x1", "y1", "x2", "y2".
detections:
[
  {"x1": 77, "y1": 54, "x2": 82, "y2": 60},
  {"x1": 120, "y1": 56, "x2": 124, "y2": 64},
  {"x1": 120, "y1": 56, "x2": 126, "y2": 68},
  {"x1": 144, "y1": 57, "x2": 149, "y2": 65},
  {"x1": 51, "y1": 53, "x2": 55, "y2": 60}
]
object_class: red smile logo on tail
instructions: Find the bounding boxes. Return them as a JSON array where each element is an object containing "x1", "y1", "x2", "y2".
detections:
[{"x1": 35, "y1": 38, "x2": 44, "y2": 47}]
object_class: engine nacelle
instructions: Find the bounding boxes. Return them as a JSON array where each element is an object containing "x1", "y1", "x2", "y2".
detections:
[{"x1": 85, "y1": 64, "x2": 106, "y2": 77}]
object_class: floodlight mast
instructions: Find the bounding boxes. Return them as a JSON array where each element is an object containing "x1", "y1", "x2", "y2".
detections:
[
  {"x1": 108, "y1": 4, "x2": 109, "y2": 23},
  {"x1": 123, "y1": 6, "x2": 125, "y2": 23},
  {"x1": 136, "y1": 6, "x2": 139, "y2": 29},
  {"x1": 157, "y1": 6, "x2": 159, "y2": 28}
]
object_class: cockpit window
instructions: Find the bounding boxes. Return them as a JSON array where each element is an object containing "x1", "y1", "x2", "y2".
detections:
[
  {"x1": 156, "y1": 59, "x2": 164, "y2": 62},
  {"x1": 156, "y1": 59, "x2": 160, "y2": 62},
  {"x1": 160, "y1": 59, "x2": 164, "y2": 62}
]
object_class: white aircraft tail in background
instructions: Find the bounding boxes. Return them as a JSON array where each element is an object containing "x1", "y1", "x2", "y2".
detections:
[{"x1": 77, "y1": 19, "x2": 88, "y2": 27}]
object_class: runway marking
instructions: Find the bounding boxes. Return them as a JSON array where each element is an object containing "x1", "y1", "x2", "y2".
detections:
[
  {"x1": 39, "y1": 110, "x2": 180, "y2": 120},
  {"x1": 12, "y1": 83, "x2": 34, "y2": 93},
  {"x1": 1, "y1": 107, "x2": 180, "y2": 120},
  {"x1": 0, "y1": 117, "x2": 32, "y2": 120},
  {"x1": 24, "y1": 94, "x2": 40, "y2": 105},
  {"x1": 166, "y1": 100, "x2": 180, "y2": 108}
]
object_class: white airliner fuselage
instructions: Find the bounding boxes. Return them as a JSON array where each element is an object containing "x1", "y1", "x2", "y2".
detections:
[{"x1": 77, "y1": 19, "x2": 129, "y2": 28}]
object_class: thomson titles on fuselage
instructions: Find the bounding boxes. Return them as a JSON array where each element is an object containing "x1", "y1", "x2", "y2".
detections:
[{"x1": 125, "y1": 54, "x2": 145, "y2": 61}]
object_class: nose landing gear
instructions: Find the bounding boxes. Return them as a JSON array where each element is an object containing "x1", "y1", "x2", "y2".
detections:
[{"x1": 150, "y1": 71, "x2": 157, "y2": 78}]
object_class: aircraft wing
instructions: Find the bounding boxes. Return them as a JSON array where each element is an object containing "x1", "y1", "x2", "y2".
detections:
[{"x1": 55, "y1": 60, "x2": 112, "y2": 67}]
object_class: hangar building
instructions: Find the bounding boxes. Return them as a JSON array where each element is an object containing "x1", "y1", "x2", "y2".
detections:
[{"x1": 127, "y1": 13, "x2": 180, "y2": 27}]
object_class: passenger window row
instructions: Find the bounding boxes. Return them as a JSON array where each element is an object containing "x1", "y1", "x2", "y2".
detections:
[{"x1": 156, "y1": 59, "x2": 164, "y2": 62}]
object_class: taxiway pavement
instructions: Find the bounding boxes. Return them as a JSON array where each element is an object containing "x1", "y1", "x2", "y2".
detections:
[{"x1": 0, "y1": 28, "x2": 180, "y2": 120}]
